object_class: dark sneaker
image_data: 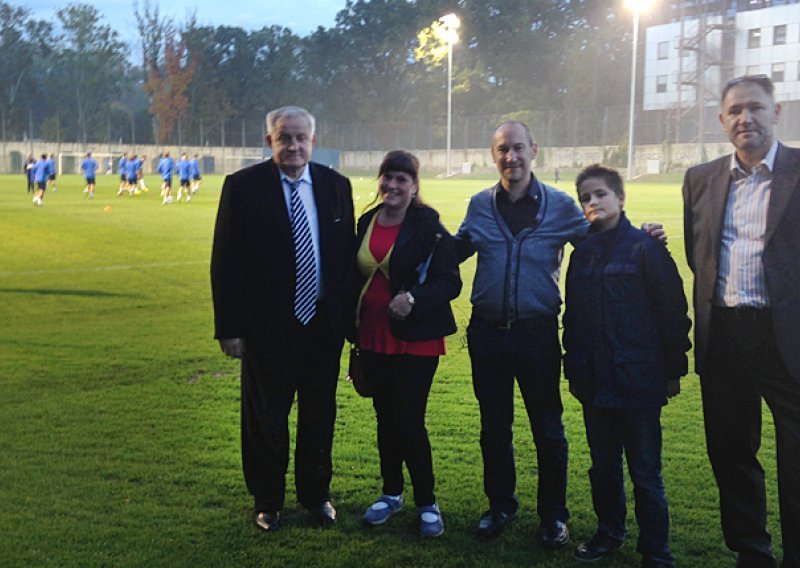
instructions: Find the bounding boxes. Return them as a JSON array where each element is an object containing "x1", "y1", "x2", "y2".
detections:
[
  {"x1": 574, "y1": 534, "x2": 624, "y2": 562},
  {"x1": 476, "y1": 509, "x2": 516, "y2": 539}
]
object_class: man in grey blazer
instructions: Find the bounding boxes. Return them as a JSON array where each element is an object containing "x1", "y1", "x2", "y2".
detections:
[{"x1": 683, "y1": 74, "x2": 800, "y2": 567}]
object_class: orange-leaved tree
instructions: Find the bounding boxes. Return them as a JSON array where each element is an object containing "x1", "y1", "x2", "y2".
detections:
[{"x1": 144, "y1": 35, "x2": 196, "y2": 144}]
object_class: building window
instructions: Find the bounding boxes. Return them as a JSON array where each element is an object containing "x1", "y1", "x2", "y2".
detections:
[
  {"x1": 774, "y1": 24, "x2": 787, "y2": 45},
  {"x1": 746, "y1": 64, "x2": 761, "y2": 76},
  {"x1": 658, "y1": 41, "x2": 669, "y2": 59},
  {"x1": 748, "y1": 28, "x2": 761, "y2": 49},
  {"x1": 656, "y1": 75, "x2": 668, "y2": 93},
  {"x1": 772, "y1": 63, "x2": 785, "y2": 82}
]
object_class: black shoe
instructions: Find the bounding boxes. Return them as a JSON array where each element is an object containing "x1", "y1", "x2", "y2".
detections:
[
  {"x1": 476, "y1": 509, "x2": 516, "y2": 539},
  {"x1": 255, "y1": 510, "x2": 281, "y2": 532},
  {"x1": 539, "y1": 520, "x2": 569, "y2": 550},
  {"x1": 574, "y1": 534, "x2": 624, "y2": 562},
  {"x1": 308, "y1": 501, "x2": 337, "y2": 527}
]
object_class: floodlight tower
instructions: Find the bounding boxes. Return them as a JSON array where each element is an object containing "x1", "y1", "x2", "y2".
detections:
[
  {"x1": 440, "y1": 13, "x2": 460, "y2": 177},
  {"x1": 625, "y1": 0, "x2": 654, "y2": 181}
]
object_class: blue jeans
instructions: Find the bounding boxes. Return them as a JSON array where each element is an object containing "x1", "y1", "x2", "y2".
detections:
[
  {"x1": 582, "y1": 405, "x2": 673, "y2": 565},
  {"x1": 467, "y1": 316, "x2": 569, "y2": 524}
]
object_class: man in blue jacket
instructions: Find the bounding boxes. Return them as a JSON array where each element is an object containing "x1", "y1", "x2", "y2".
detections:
[{"x1": 455, "y1": 120, "x2": 585, "y2": 548}]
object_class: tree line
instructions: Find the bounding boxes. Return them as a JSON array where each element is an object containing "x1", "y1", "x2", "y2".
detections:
[{"x1": 1, "y1": 0, "x2": 657, "y2": 149}]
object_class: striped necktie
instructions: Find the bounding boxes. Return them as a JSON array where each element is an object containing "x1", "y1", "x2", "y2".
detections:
[{"x1": 289, "y1": 179, "x2": 317, "y2": 325}]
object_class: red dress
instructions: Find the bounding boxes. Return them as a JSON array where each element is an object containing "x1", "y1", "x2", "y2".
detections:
[{"x1": 358, "y1": 219, "x2": 445, "y2": 356}]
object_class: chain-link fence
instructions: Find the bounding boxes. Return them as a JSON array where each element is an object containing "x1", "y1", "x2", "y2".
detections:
[{"x1": 7, "y1": 99, "x2": 798, "y2": 175}]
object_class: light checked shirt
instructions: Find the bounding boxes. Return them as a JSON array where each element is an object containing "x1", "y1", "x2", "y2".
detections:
[{"x1": 715, "y1": 140, "x2": 777, "y2": 308}]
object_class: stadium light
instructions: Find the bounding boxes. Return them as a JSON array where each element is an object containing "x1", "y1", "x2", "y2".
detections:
[
  {"x1": 625, "y1": 0, "x2": 654, "y2": 181},
  {"x1": 440, "y1": 13, "x2": 460, "y2": 177}
]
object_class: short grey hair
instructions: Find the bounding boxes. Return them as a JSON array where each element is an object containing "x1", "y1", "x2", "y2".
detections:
[
  {"x1": 494, "y1": 120, "x2": 535, "y2": 146},
  {"x1": 266, "y1": 106, "x2": 316, "y2": 136}
]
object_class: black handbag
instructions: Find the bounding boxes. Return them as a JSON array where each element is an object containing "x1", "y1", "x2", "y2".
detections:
[{"x1": 346, "y1": 346, "x2": 373, "y2": 397}]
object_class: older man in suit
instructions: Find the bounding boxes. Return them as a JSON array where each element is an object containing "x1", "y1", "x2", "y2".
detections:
[
  {"x1": 683, "y1": 75, "x2": 800, "y2": 568},
  {"x1": 211, "y1": 106, "x2": 355, "y2": 532}
]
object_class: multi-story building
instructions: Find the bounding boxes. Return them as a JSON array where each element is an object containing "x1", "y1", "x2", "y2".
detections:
[{"x1": 642, "y1": 0, "x2": 800, "y2": 143}]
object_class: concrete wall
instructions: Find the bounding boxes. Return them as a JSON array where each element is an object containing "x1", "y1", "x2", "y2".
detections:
[{"x1": 339, "y1": 140, "x2": 800, "y2": 175}]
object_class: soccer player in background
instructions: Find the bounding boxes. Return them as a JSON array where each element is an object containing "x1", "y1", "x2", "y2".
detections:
[
  {"x1": 190, "y1": 154, "x2": 202, "y2": 195},
  {"x1": 137, "y1": 155, "x2": 149, "y2": 193},
  {"x1": 24, "y1": 154, "x2": 35, "y2": 193},
  {"x1": 32, "y1": 154, "x2": 49, "y2": 207},
  {"x1": 157, "y1": 151, "x2": 175, "y2": 205},
  {"x1": 46, "y1": 153, "x2": 57, "y2": 192},
  {"x1": 176, "y1": 152, "x2": 192, "y2": 202},
  {"x1": 117, "y1": 153, "x2": 128, "y2": 195},
  {"x1": 124, "y1": 153, "x2": 141, "y2": 195},
  {"x1": 81, "y1": 152, "x2": 99, "y2": 199}
]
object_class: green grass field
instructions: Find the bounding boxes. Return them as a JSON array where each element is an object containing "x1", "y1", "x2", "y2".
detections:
[{"x1": 0, "y1": 172, "x2": 780, "y2": 567}]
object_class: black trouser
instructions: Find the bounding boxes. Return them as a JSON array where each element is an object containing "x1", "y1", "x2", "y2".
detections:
[
  {"x1": 466, "y1": 315, "x2": 569, "y2": 524},
  {"x1": 363, "y1": 351, "x2": 438, "y2": 507},
  {"x1": 240, "y1": 313, "x2": 342, "y2": 513},
  {"x1": 702, "y1": 307, "x2": 800, "y2": 567}
]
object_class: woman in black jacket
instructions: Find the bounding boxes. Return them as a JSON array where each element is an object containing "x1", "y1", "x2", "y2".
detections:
[{"x1": 349, "y1": 150, "x2": 461, "y2": 538}]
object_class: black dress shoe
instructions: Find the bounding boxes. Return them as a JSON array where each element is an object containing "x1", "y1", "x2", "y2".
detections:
[
  {"x1": 309, "y1": 501, "x2": 337, "y2": 527},
  {"x1": 476, "y1": 509, "x2": 516, "y2": 539},
  {"x1": 574, "y1": 534, "x2": 624, "y2": 562},
  {"x1": 540, "y1": 520, "x2": 569, "y2": 550},
  {"x1": 255, "y1": 511, "x2": 281, "y2": 532}
]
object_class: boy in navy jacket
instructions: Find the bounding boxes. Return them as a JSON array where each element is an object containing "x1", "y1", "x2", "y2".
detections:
[{"x1": 563, "y1": 164, "x2": 691, "y2": 567}]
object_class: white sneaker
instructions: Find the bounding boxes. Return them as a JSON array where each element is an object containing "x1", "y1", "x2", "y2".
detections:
[
  {"x1": 36, "y1": 197, "x2": 43, "y2": 207},
  {"x1": 163, "y1": 196, "x2": 173, "y2": 205},
  {"x1": 83, "y1": 187, "x2": 89, "y2": 193},
  {"x1": 88, "y1": 193, "x2": 94, "y2": 200},
  {"x1": 186, "y1": 195, "x2": 191, "y2": 202}
]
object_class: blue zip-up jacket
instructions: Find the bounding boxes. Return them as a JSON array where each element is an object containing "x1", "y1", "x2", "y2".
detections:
[{"x1": 455, "y1": 176, "x2": 588, "y2": 321}]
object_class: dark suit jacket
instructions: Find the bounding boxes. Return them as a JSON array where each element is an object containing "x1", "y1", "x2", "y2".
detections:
[
  {"x1": 683, "y1": 143, "x2": 800, "y2": 381},
  {"x1": 347, "y1": 204, "x2": 462, "y2": 343},
  {"x1": 211, "y1": 158, "x2": 355, "y2": 357}
]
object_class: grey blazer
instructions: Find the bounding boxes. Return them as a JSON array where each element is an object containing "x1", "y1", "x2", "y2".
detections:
[{"x1": 682, "y1": 142, "x2": 800, "y2": 381}]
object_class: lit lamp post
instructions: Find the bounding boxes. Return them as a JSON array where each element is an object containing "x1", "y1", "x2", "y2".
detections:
[
  {"x1": 625, "y1": 0, "x2": 654, "y2": 181},
  {"x1": 440, "y1": 13, "x2": 460, "y2": 177}
]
